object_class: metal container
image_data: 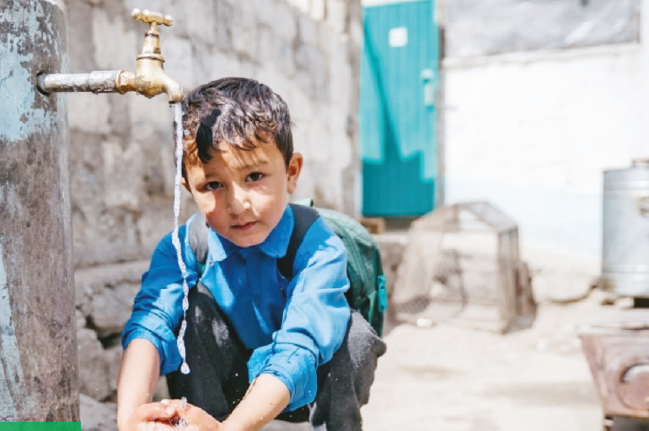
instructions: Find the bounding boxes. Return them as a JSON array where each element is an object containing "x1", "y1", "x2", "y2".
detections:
[
  {"x1": 579, "y1": 310, "x2": 649, "y2": 430},
  {"x1": 602, "y1": 159, "x2": 649, "y2": 297}
]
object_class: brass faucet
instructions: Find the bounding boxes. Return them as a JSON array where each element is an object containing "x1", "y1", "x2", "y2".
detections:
[{"x1": 37, "y1": 9, "x2": 183, "y2": 103}]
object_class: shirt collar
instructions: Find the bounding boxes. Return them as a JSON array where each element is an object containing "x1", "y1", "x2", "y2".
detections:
[{"x1": 207, "y1": 205, "x2": 294, "y2": 262}]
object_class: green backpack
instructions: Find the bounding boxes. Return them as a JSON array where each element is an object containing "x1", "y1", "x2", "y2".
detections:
[{"x1": 189, "y1": 201, "x2": 388, "y2": 337}]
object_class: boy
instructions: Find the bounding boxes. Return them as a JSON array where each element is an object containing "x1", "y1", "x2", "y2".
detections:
[{"x1": 117, "y1": 77, "x2": 386, "y2": 431}]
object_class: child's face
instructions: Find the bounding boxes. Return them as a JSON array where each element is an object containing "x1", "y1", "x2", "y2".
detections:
[{"x1": 183, "y1": 139, "x2": 303, "y2": 248}]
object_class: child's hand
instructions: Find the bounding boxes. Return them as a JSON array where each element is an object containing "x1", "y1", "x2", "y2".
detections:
[
  {"x1": 118, "y1": 402, "x2": 178, "y2": 431},
  {"x1": 160, "y1": 399, "x2": 222, "y2": 431}
]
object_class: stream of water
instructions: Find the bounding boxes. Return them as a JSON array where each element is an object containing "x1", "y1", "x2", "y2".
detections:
[{"x1": 171, "y1": 102, "x2": 190, "y2": 375}]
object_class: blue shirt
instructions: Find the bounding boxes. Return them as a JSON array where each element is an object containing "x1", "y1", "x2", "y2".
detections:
[{"x1": 122, "y1": 205, "x2": 351, "y2": 410}]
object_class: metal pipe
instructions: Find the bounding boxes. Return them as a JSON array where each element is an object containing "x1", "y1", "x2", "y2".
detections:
[{"x1": 37, "y1": 71, "x2": 125, "y2": 94}]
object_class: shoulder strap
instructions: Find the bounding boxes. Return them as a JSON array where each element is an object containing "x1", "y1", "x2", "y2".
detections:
[
  {"x1": 277, "y1": 203, "x2": 319, "y2": 279},
  {"x1": 189, "y1": 212, "x2": 210, "y2": 267}
]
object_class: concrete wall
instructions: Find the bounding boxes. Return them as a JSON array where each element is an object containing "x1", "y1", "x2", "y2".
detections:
[
  {"x1": 442, "y1": 1, "x2": 649, "y2": 299},
  {"x1": 0, "y1": 0, "x2": 79, "y2": 421},
  {"x1": 55, "y1": 0, "x2": 362, "y2": 269}
]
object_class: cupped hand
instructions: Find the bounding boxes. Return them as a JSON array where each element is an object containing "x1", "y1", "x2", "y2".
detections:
[
  {"x1": 119, "y1": 402, "x2": 179, "y2": 431},
  {"x1": 160, "y1": 399, "x2": 223, "y2": 431}
]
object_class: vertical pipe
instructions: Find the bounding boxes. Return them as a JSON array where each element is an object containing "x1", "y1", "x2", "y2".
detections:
[{"x1": 0, "y1": 0, "x2": 79, "y2": 421}]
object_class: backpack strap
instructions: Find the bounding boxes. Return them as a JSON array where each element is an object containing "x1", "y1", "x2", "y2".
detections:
[
  {"x1": 189, "y1": 212, "x2": 210, "y2": 273},
  {"x1": 277, "y1": 203, "x2": 319, "y2": 279}
]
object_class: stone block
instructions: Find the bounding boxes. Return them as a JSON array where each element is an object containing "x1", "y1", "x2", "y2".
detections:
[
  {"x1": 209, "y1": 50, "x2": 242, "y2": 81},
  {"x1": 92, "y1": 8, "x2": 137, "y2": 70},
  {"x1": 257, "y1": 25, "x2": 276, "y2": 67},
  {"x1": 154, "y1": 376, "x2": 170, "y2": 401},
  {"x1": 213, "y1": 1, "x2": 234, "y2": 53},
  {"x1": 67, "y1": 0, "x2": 96, "y2": 71},
  {"x1": 80, "y1": 394, "x2": 117, "y2": 431},
  {"x1": 163, "y1": 37, "x2": 194, "y2": 91},
  {"x1": 310, "y1": 0, "x2": 326, "y2": 21},
  {"x1": 286, "y1": 0, "x2": 310, "y2": 15},
  {"x1": 296, "y1": 12, "x2": 318, "y2": 46},
  {"x1": 230, "y1": 2, "x2": 258, "y2": 59},
  {"x1": 325, "y1": 0, "x2": 347, "y2": 34},
  {"x1": 68, "y1": 93, "x2": 112, "y2": 134},
  {"x1": 105, "y1": 345, "x2": 123, "y2": 394},
  {"x1": 129, "y1": 92, "x2": 172, "y2": 126},
  {"x1": 72, "y1": 205, "x2": 142, "y2": 268},
  {"x1": 77, "y1": 327, "x2": 113, "y2": 401},
  {"x1": 108, "y1": 94, "x2": 131, "y2": 140},
  {"x1": 75, "y1": 260, "x2": 149, "y2": 337},
  {"x1": 101, "y1": 141, "x2": 145, "y2": 212},
  {"x1": 137, "y1": 194, "x2": 196, "y2": 257},
  {"x1": 294, "y1": 45, "x2": 328, "y2": 99},
  {"x1": 271, "y1": 1, "x2": 297, "y2": 41},
  {"x1": 88, "y1": 281, "x2": 141, "y2": 338},
  {"x1": 183, "y1": 0, "x2": 216, "y2": 43}
]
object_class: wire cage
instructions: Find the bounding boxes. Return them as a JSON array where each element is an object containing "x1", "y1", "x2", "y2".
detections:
[{"x1": 392, "y1": 201, "x2": 536, "y2": 333}]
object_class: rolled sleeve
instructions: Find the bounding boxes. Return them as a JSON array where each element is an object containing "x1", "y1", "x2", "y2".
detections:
[
  {"x1": 248, "y1": 218, "x2": 351, "y2": 410},
  {"x1": 121, "y1": 220, "x2": 199, "y2": 375}
]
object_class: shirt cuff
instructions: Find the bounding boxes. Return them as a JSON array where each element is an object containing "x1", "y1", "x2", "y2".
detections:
[
  {"x1": 247, "y1": 344, "x2": 318, "y2": 411},
  {"x1": 122, "y1": 325, "x2": 181, "y2": 375}
]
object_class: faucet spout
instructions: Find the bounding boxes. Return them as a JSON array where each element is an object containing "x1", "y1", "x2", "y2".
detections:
[
  {"x1": 122, "y1": 56, "x2": 183, "y2": 103},
  {"x1": 160, "y1": 73, "x2": 183, "y2": 104}
]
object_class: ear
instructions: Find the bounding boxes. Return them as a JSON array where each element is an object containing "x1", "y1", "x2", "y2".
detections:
[
  {"x1": 181, "y1": 177, "x2": 192, "y2": 194},
  {"x1": 286, "y1": 153, "x2": 303, "y2": 194}
]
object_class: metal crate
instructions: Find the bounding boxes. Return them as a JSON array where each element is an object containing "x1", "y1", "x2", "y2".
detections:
[{"x1": 392, "y1": 201, "x2": 536, "y2": 333}]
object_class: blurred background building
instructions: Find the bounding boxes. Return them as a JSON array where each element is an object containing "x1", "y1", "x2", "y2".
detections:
[{"x1": 360, "y1": 0, "x2": 646, "y2": 302}]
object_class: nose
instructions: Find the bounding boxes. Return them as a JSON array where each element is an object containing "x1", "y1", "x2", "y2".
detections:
[{"x1": 227, "y1": 184, "x2": 250, "y2": 216}]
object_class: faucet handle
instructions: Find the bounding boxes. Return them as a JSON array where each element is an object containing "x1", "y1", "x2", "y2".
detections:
[{"x1": 131, "y1": 8, "x2": 173, "y2": 27}]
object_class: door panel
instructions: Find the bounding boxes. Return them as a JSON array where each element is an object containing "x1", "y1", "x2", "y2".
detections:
[{"x1": 360, "y1": 0, "x2": 438, "y2": 217}]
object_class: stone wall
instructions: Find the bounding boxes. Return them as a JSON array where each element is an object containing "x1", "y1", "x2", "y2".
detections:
[{"x1": 51, "y1": 0, "x2": 362, "y2": 413}]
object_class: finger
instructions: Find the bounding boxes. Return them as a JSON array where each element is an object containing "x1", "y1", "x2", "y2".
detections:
[
  {"x1": 135, "y1": 403, "x2": 177, "y2": 421},
  {"x1": 153, "y1": 422, "x2": 177, "y2": 431}
]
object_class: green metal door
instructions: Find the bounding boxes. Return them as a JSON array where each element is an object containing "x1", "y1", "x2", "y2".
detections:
[{"x1": 360, "y1": 0, "x2": 438, "y2": 217}]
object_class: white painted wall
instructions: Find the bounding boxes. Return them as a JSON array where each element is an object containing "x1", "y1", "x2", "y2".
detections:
[{"x1": 443, "y1": 44, "x2": 648, "y2": 294}]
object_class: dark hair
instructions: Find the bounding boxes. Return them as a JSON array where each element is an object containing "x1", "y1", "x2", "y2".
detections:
[{"x1": 176, "y1": 77, "x2": 293, "y2": 178}]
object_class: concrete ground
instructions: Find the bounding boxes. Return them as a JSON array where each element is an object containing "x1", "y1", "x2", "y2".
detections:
[
  {"x1": 360, "y1": 296, "x2": 618, "y2": 431},
  {"x1": 261, "y1": 294, "x2": 620, "y2": 431}
]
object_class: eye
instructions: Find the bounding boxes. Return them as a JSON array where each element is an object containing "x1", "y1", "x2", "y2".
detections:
[
  {"x1": 204, "y1": 181, "x2": 222, "y2": 191},
  {"x1": 247, "y1": 172, "x2": 264, "y2": 182}
]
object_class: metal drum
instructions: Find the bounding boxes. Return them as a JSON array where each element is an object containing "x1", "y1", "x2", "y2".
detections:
[{"x1": 602, "y1": 159, "x2": 649, "y2": 297}]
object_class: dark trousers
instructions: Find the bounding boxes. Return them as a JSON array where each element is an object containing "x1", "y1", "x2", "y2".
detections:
[{"x1": 167, "y1": 283, "x2": 387, "y2": 430}]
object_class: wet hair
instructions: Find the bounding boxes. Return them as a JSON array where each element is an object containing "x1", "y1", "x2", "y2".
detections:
[{"x1": 175, "y1": 77, "x2": 294, "y2": 179}]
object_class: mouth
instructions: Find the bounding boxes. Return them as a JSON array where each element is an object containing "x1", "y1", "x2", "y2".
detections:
[{"x1": 231, "y1": 221, "x2": 257, "y2": 232}]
